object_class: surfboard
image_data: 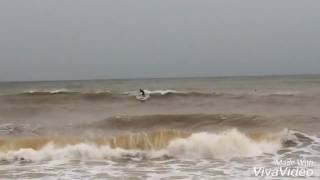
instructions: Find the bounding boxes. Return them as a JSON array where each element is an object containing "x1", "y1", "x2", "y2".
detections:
[{"x1": 136, "y1": 93, "x2": 150, "y2": 101}]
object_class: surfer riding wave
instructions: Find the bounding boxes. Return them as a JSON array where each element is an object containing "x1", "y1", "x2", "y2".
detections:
[
  {"x1": 136, "y1": 89, "x2": 149, "y2": 101},
  {"x1": 139, "y1": 89, "x2": 145, "y2": 97}
]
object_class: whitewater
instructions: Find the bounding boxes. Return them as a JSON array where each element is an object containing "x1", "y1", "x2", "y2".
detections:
[{"x1": 0, "y1": 75, "x2": 320, "y2": 179}]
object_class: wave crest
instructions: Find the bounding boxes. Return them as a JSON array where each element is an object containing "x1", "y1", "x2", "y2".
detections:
[
  {"x1": 1, "y1": 89, "x2": 316, "y2": 104},
  {"x1": 0, "y1": 129, "x2": 295, "y2": 162}
]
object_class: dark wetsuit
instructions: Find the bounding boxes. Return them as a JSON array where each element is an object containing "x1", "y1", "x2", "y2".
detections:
[{"x1": 139, "y1": 89, "x2": 145, "y2": 97}]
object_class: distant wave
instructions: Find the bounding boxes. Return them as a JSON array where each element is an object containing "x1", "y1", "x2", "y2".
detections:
[
  {"x1": 18, "y1": 89, "x2": 192, "y2": 97},
  {"x1": 11, "y1": 89, "x2": 115, "y2": 101},
  {"x1": 1, "y1": 89, "x2": 220, "y2": 102},
  {"x1": 124, "y1": 89, "x2": 220, "y2": 99},
  {"x1": 124, "y1": 89, "x2": 187, "y2": 96},
  {"x1": 0, "y1": 89, "x2": 317, "y2": 105},
  {"x1": 254, "y1": 91, "x2": 302, "y2": 97},
  {"x1": 21, "y1": 89, "x2": 112, "y2": 96}
]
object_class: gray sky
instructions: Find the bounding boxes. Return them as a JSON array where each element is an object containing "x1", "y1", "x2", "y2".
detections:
[{"x1": 0, "y1": 0, "x2": 319, "y2": 81}]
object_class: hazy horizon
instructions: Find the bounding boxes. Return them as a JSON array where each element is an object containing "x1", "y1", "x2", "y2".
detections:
[
  {"x1": 0, "y1": 73, "x2": 319, "y2": 83},
  {"x1": 1, "y1": 1, "x2": 319, "y2": 81}
]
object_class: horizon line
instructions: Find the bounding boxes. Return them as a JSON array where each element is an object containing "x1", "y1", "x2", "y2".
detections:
[{"x1": 0, "y1": 73, "x2": 319, "y2": 83}]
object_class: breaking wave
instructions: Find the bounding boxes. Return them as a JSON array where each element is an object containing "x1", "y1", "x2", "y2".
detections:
[
  {"x1": 1, "y1": 89, "x2": 316, "y2": 104},
  {"x1": 24, "y1": 89, "x2": 72, "y2": 95},
  {"x1": 21, "y1": 89, "x2": 112, "y2": 96},
  {"x1": 0, "y1": 129, "x2": 296, "y2": 162}
]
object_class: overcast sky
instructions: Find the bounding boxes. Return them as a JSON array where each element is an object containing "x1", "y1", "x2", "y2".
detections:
[{"x1": 0, "y1": 1, "x2": 319, "y2": 81}]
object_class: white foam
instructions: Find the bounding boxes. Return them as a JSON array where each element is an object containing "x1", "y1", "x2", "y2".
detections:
[
  {"x1": 49, "y1": 89, "x2": 70, "y2": 94},
  {"x1": 23, "y1": 89, "x2": 71, "y2": 94},
  {"x1": 167, "y1": 129, "x2": 282, "y2": 159},
  {"x1": 146, "y1": 90, "x2": 184, "y2": 95},
  {"x1": 0, "y1": 129, "x2": 288, "y2": 162},
  {"x1": 124, "y1": 89, "x2": 186, "y2": 96},
  {"x1": 273, "y1": 91, "x2": 301, "y2": 96}
]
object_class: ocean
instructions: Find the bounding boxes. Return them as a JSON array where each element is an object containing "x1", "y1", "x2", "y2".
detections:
[{"x1": 0, "y1": 75, "x2": 320, "y2": 179}]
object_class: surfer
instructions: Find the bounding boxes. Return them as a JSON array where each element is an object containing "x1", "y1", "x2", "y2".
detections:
[{"x1": 139, "y1": 89, "x2": 145, "y2": 97}]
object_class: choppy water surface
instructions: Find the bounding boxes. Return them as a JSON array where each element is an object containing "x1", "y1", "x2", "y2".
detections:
[{"x1": 1, "y1": 75, "x2": 320, "y2": 179}]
